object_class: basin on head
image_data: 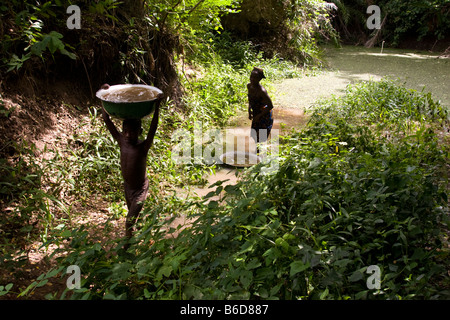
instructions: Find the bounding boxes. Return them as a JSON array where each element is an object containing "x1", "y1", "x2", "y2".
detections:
[{"x1": 96, "y1": 84, "x2": 163, "y2": 120}]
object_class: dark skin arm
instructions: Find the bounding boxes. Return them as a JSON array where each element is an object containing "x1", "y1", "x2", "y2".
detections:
[
  {"x1": 102, "y1": 107, "x2": 122, "y2": 144},
  {"x1": 254, "y1": 86, "x2": 273, "y2": 121},
  {"x1": 247, "y1": 84, "x2": 253, "y2": 120},
  {"x1": 143, "y1": 93, "x2": 163, "y2": 151},
  {"x1": 100, "y1": 83, "x2": 122, "y2": 144}
]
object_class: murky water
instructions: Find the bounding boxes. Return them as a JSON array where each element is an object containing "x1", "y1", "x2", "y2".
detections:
[
  {"x1": 101, "y1": 86, "x2": 158, "y2": 102},
  {"x1": 274, "y1": 45, "x2": 450, "y2": 110}
]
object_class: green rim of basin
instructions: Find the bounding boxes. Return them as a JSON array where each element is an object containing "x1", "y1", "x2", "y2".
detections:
[{"x1": 96, "y1": 84, "x2": 163, "y2": 120}]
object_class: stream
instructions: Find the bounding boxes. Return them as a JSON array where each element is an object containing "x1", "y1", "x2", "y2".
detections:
[{"x1": 275, "y1": 45, "x2": 450, "y2": 110}]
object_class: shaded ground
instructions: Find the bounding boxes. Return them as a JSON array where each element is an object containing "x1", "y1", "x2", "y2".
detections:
[
  {"x1": 0, "y1": 80, "x2": 92, "y2": 159},
  {"x1": 274, "y1": 45, "x2": 450, "y2": 111}
]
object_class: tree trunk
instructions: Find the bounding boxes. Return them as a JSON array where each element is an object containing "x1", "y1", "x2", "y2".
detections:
[{"x1": 364, "y1": 14, "x2": 388, "y2": 48}]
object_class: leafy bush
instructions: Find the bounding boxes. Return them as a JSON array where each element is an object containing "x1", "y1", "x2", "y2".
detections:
[
  {"x1": 221, "y1": 0, "x2": 339, "y2": 66},
  {"x1": 383, "y1": 0, "x2": 450, "y2": 44},
  {"x1": 0, "y1": 0, "x2": 77, "y2": 73},
  {"x1": 181, "y1": 80, "x2": 449, "y2": 300}
]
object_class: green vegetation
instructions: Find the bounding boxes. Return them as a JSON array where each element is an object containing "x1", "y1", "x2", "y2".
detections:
[
  {"x1": 220, "y1": 0, "x2": 339, "y2": 65},
  {"x1": 1, "y1": 0, "x2": 449, "y2": 301},
  {"x1": 182, "y1": 34, "x2": 306, "y2": 127}
]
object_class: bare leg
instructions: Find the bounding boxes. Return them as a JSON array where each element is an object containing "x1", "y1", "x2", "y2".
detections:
[
  {"x1": 125, "y1": 200, "x2": 144, "y2": 240},
  {"x1": 251, "y1": 128, "x2": 260, "y2": 154},
  {"x1": 123, "y1": 180, "x2": 149, "y2": 249}
]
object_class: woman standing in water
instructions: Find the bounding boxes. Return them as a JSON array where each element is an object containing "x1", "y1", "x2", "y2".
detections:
[{"x1": 247, "y1": 67, "x2": 274, "y2": 152}]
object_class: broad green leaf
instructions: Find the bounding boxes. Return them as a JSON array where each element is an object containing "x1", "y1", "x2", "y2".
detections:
[
  {"x1": 320, "y1": 287, "x2": 329, "y2": 299},
  {"x1": 239, "y1": 270, "x2": 253, "y2": 289},
  {"x1": 290, "y1": 261, "x2": 309, "y2": 277},
  {"x1": 31, "y1": 37, "x2": 50, "y2": 57},
  {"x1": 156, "y1": 265, "x2": 173, "y2": 280},
  {"x1": 349, "y1": 270, "x2": 364, "y2": 282}
]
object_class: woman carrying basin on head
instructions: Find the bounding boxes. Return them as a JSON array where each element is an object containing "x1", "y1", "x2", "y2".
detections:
[{"x1": 247, "y1": 67, "x2": 274, "y2": 153}]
